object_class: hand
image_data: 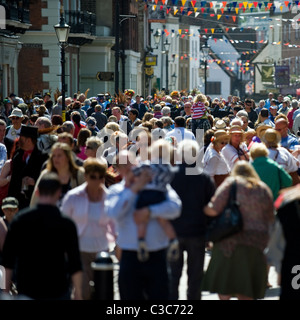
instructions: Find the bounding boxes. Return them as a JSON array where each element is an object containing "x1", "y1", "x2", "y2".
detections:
[{"x1": 134, "y1": 207, "x2": 151, "y2": 224}]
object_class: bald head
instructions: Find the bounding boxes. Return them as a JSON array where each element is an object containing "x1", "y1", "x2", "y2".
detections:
[{"x1": 275, "y1": 118, "x2": 288, "y2": 138}]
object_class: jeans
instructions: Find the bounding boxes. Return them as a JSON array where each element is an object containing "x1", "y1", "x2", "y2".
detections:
[
  {"x1": 192, "y1": 118, "x2": 211, "y2": 136},
  {"x1": 118, "y1": 249, "x2": 169, "y2": 300},
  {"x1": 168, "y1": 236, "x2": 206, "y2": 300}
]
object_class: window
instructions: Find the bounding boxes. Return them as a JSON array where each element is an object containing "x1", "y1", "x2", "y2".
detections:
[{"x1": 207, "y1": 82, "x2": 221, "y2": 95}]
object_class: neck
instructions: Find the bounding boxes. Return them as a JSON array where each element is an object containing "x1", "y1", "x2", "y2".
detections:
[
  {"x1": 38, "y1": 196, "x2": 58, "y2": 206},
  {"x1": 13, "y1": 123, "x2": 22, "y2": 130},
  {"x1": 86, "y1": 184, "x2": 104, "y2": 201}
]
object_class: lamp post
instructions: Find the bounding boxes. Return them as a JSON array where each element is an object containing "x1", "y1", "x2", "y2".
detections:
[
  {"x1": 54, "y1": 6, "x2": 70, "y2": 122},
  {"x1": 201, "y1": 40, "x2": 210, "y2": 96},
  {"x1": 153, "y1": 30, "x2": 161, "y2": 49},
  {"x1": 163, "y1": 39, "x2": 171, "y2": 94}
]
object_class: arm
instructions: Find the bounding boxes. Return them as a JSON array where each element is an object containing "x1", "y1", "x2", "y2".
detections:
[
  {"x1": 4, "y1": 268, "x2": 13, "y2": 293},
  {"x1": 71, "y1": 271, "x2": 83, "y2": 300},
  {"x1": 278, "y1": 166, "x2": 293, "y2": 189},
  {"x1": 0, "y1": 160, "x2": 11, "y2": 187},
  {"x1": 0, "y1": 219, "x2": 7, "y2": 251}
]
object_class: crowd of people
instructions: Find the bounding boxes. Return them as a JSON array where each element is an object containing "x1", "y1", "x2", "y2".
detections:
[{"x1": 0, "y1": 88, "x2": 299, "y2": 300}]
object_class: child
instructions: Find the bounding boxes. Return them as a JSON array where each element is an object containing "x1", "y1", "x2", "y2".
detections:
[
  {"x1": 191, "y1": 93, "x2": 211, "y2": 135},
  {"x1": 132, "y1": 140, "x2": 179, "y2": 262}
]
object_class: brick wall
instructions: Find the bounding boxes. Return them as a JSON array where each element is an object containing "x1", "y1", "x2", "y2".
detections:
[
  {"x1": 18, "y1": 44, "x2": 49, "y2": 97},
  {"x1": 29, "y1": 0, "x2": 47, "y2": 30}
]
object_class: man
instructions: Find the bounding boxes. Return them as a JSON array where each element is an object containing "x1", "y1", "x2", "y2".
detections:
[
  {"x1": 275, "y1": 118, "x2": 299, "y2": 151},
  {"x1": 7, "y1": 126, "x2": 49, "y2": 209},
  {"x1": 0, "y1": 99, "x2": 13, "y2": 125},
  {"x1": 288, "y1": 99, "x2": 299, "y2": 132},
  {"x1": 106, "y1": 150, "x2": 181, "y2": 300},
  {"x1": 165, "y1": 116, "x2": 195, "y2": 143},
  {"x1": 264, "y1": 92, "x2": 274, "y2": 110},
  {"x1": 269, "y1": 104, "x2": 278, "y2": 124},
  {"x1": 169, "y1": 140, "x2": 215, "y2": 300},
  {"x1": 51, "y1": 96, "x2": 63, "y2": 117},
  {"x1": 35, "y1": 117, "x2": 58, "y2": 155},
  {"x1": 111, "y1": 106, "x2": 132, "y2": 134},
  {"x1": 2, "y1": 172, "x2": 83, "y2": 300},
  {"x1": 181, "y1": 102, "x2": 192, "y2": 120},
  {"x1": 128, "y1": 108, "x2": 139, "y2": 129},
  {"x1": 5, "y1": 108, "x2": 24, "y2": 158},
  {"x1": 91, "y1": 104, "x2": 108, "y2": 130},
  {"x1": 255, "y1": 100, "x2": 265, "y2": 115},
  {"x1": 244, "y1": 98, "x2": 257, "y2": 128},
  {"x1": 278, "y1": 98, "x2": 290, "y2": 116},
  {"x1": 131, "y1": 95, "x2": 148, "y2": 120}
]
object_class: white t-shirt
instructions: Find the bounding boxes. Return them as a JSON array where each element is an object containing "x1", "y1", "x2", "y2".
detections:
[
  {"x1": 268, "y1": 147, "x2": 299, "y2": 173},
  {"x1": 6, "y1": 126, "x2": 21, "y2": 141},
  {"x1": 221, "y1": 143, "x2": 248, "y2": 170},
  {"x1": 203, "y1": 146, "x2": 230, "y2": 177},
  {"x1": 80, "y1": 201, "x2": 109, "y2": 252},
  {"x1": 165, "y1": 127, "x2": 195, "y2": 143}
]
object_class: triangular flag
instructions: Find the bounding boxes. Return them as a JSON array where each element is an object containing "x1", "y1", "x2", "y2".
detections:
[
  {"x1": 284, "y1": 1, "x2": 290, "y2": 7},
  {"x1": 195, "y1": 12, "x2": 200, "y2": 17},
  {"x1": 191, "y1": 0, "x2": 196, "y2": 7},
  {"x1": 248, "y1": 3, "x2": 253, "y2": 9},
  {"x1": 194, "y1": 7, "x2": 198, "y2": 13},
  {"x1": 153, "y1": 5, "x2": 157, "y2": 11},
  {"x1": 187, "y1": 10, "x2": 192, "y2": 16},
  {"x1": 221, "y1": 8, "x2": 224, "y2": 13},
  {"x1": 204, "y1": 28, "x2": 208, "y2": 33},
  {"x1": 222, "y1": 1, "x2": 227, "y2": 7},
  {"x1": 178, "y1": 29, "x2": 181, "y2": 35},
  {"x1": 174, "y1": 7, "x2": 178, "y2": 15},
  {"x1": 217, "y1": 14, "x2": 222, "y2": 20},
  {"x1": 235, "y1": 8, "x2": 239, "y2": 14},
  {"x1": 181, "y1": 0, "x2": 186, "y2": 6},
  {"x1": 268, "y1": 3, "x2": 273, "y2": 9},
  {"x1": 239, "y1": 3, "x2": 243, "y2": 8},
  {"x1": 232, "y1": 15, "x2": 236, "y2": 22},
  {"x1": 154, "y1": 0, "x2": 158, "y2": 4},
  {"x1": 211, "y1": 28, "x2": 215, "y2": 34},
  {"x1": 280, "y1": 5, "x2": 283, "y2": 11},
  {"x1": 164, "y1": 29, "x2": 170, "y2": 36},
  {"x1": 225, "y1": 27, "x2": 229, "y2": 32},
  {"x1": 243, "y1": 2, "x2": 248, "y2": 9}
]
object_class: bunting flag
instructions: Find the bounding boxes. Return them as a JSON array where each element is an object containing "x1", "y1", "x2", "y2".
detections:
[{"x1": 191, "y1": 0, "x2": 196, "y2": 7}]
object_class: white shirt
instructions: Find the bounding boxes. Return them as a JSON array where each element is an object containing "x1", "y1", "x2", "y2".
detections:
[
  {"x1": 6, "y1": 126, "x2": 21, "y2": 141},
  {"x1": 165, "y1": 127, "x2": 195, "y2": 143},
  {"x1": 203, "y1": 146, "x2": 230, "y2": 176},
  {"x1": 221, "y1": 143, "x2": 248, "y2": 170},
  {"x1": 268, "y1": 147, "x2": 299, "y2": 173}
]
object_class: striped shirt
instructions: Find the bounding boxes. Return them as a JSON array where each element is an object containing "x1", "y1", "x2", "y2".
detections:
[{"x1": 192, "y1": 102, "x2": 207, "y2": 119}]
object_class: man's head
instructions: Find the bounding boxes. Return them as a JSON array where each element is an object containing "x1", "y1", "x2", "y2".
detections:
[
  {"x1": 269, "y1": 105, "x2": 278, "y2": 116},
  {"x1": 37, "y1": 172, "x2": 62, "y2": 202},
  {"x1": 184, "y1": 102, "x2": 192, "y2": 115},
  {"x1": 112, "y1": 107, "x2": 121, "y2": 120},
  {"x1": 128, "y1": 109, "x2": 139, "y2": 122},
  {"x1": 8, "y1": 108, "x2": 24, "y2": 129},
  {"x1": 19, "y1": 125, "x2": 38, "y2": 150},
  {"x1": 0, "y1": 119, "x2": 6, "y2": 142},
  {"x1": 1, "y1": 197, "x2": 19, "y2": 223},
  {"x1": 275, "y1": 118, "x2": 289, "y2": 138},
  {"x1": 161, "y1": 106, "x2": 171, "y2": 117},
  {"x1": 291, "y1": 100, "x2": 299, "y2": 109},
  {"x1": 174, "y1": 116, "x2": 186, "y2": 128}
]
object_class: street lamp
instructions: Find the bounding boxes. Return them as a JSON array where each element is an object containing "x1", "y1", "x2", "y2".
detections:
[
  {"x1": 163, "y1": 39, "x2": 171, "y2": 93},
  {"x1": 201, "y1": 40, "x2": 210, "y2": 96},
  {"x1": 153, "y1": 30, "x2": 161, "y2": 49},
  {"x1": 54, "y1": 6, "x2": 70, "y2": 122}
]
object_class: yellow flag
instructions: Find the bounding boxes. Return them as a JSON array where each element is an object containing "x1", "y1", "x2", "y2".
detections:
[
  {"x1": 217, "y1": 14, "x2": 222, "y2": 20},
  {"x1": 243, "y1": 2, "x2": 248, "y2": 8}
]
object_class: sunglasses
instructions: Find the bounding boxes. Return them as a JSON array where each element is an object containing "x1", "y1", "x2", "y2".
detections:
[
  {"x1": 10, "y1": 117, "x2": 20, "y2": 120},
  {"x1": 86, "y1": 146, "x2": 93, "y2": 150},
  {"x1": 219, "y1": 141, "x2": 227, "y2": 145},
  {"x1": 89, "y1": 174, "x2": 103, "y2": 180}
]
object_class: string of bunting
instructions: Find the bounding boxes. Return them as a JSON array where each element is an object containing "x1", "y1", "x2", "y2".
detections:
[{"x1": 141, "y1": 0, "x2": 300, "y2": 17}]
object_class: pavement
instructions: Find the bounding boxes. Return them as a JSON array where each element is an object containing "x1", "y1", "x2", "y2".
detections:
[{"x1": 112, "y1": 250, "x2": 280, "y2": 300}]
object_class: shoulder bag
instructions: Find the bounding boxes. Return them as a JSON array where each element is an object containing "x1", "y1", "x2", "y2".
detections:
[{"x1": 206, "y1": 180, "x2": 243, "y2": 242}]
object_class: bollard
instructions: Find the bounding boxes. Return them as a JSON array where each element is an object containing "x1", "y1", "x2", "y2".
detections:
[{"x1": 91, "y1": 251, "x2": 114, "y2": 300}]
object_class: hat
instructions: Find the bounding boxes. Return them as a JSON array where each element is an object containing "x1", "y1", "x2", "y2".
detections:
[
  {"x1": 256, "y1": 124, "x2": 272, "y2": 139},
  {"x1": 87, "y1": 118, "x2": 96, "y2": 126},
  {"x1": 270, "y1": 105, "x2": 278, "y2": 110},
  {"x1": 212, "y1": 119, "x2": 228, "y2": 131},
  {"x1": 244, "y1": 128, "x2": 256, "y2": 138},
  {"x1": 44, "y1": 92, "x2": 51, "y2": 97},
  {"x1": 261, "y1": 128, "x2": 281, "y2": 145},
  {"x1": 20, "y1": 125, "x2": 39, "y2": 139},
  {"x1": 97, "y1": 93, "x2": 104, "y2": 98},
  {"x1": 1, "y1": 197, "x2": 19, "y2": 210},
  {"x1": 229, "y1": 125, "x2": 244, "y2": 135},
  {"x1": 283, "y1": 96, "x2": 291, "y2": 103},
  {"x1": 8, "y1": 108, "x2": 24, "y2": 118},
  {"x1": 212, "y1": 129, "x2": 229, "y2": 143}
]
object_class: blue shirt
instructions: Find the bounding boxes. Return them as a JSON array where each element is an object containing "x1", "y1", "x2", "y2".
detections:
[
  {"x1": 292, "y1": 108, "x2": 300, "y2": 120},
  {"x1": 0, "y1": 143, "x2": 7, "y2": 171},
  {"x1": 280, "y1": 135, "x2": 299, "y2": 151},
  {"x1": 106, "y1": 180, "x2": 181, "y2": 251}
]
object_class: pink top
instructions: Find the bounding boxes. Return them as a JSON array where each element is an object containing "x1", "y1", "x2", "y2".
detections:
[
  {"x1": 77, "y1": 146, "x2": 87, "y2": 160},
  {"x1": 192, "y1": 101, "x2": 207, "y2": 119}
]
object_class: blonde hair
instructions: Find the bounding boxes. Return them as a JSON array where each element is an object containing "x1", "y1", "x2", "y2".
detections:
[
  {"x1": 250, "y1": 142, "x2": 269, "y2": 160},
  {"x1": 231, "y1": 160, "x2": 261, "y2": 187}
]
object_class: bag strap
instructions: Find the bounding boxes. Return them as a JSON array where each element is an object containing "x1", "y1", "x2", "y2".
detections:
[{"x1": 228, "y1": 179, "x2": 238, "y2": 205}]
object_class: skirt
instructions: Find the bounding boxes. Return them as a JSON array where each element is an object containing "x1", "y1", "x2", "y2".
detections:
[{"x1": 201, "y1": 244, "x2": 268, "y2": 299}]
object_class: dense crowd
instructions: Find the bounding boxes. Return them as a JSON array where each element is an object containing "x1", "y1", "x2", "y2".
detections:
[{"x1": 0, "y1": 88, "x2": 299, "y2": 301}]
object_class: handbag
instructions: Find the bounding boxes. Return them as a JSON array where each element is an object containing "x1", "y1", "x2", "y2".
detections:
[{"x1": 206, "y1": 180, "x2": 243, "y2": 242}]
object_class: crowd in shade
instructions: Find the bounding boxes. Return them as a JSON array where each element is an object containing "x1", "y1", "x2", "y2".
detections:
[{"x1": 0, "y1": 88, "x2": 299, "y2": 301}]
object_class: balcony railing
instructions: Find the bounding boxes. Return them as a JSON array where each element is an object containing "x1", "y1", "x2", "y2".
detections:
[
  {"x1": 65, "y1": 10, "x2": 96, "y2": 36},
  {"x1": 0, "y1": 1, "x2": 30, "y2": 24}
]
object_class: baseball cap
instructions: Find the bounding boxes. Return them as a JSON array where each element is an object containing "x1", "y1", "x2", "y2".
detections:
[{"x1": 2, "y1": 197, "x2": 19, "y2": 210}]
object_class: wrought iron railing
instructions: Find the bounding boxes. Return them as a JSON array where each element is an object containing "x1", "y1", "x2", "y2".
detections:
[
  {"x1": 0, "y1": 0, "x2": 30, "y2": 24},
  {"x1": 65, "y1": 10, "x2": 96, "y2": 36}
]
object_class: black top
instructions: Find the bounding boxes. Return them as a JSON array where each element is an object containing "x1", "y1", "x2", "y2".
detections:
[
  {"x1": 2, "y1": 204, "x2": 82, "y2": 300},
  {"x1": 171, "y1": 163, "x2": 216, "y2": 237}
]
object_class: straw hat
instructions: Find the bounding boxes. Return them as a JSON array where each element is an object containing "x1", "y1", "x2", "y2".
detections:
[
  {"x1": 212, "y1": 119, "x2": 228, "y2": 131},
  {"x1": 256, "y1": 124, "x2": 272, "y2": 139},
  {"x1": 212, "y1": 129, "x2": 230, "y2": 143},
  {"x1": 229, "y1": 125, "x2": 244, "y2": 135},
  {"x1": 261, "y1": 128, "x2": 281, "y2": 146}
]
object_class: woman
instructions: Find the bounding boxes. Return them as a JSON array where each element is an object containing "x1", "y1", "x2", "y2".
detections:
[
  {"x1": 61, "y1": 158, "x2": 116, "y2": 300},
  {"x1": 71, "y1": 111, "x2": 86, "y2": 139},
  {"x1": 261, "y1": 128, "x2": 299, "y2": 185},
  {"x1": 221, "y1": 125, "x2": 249, "y2": 170},
  {"x1": 84, "y1": 136, "x2": 103, "y2": 159},
  {"x1": 203, "y1": 130, "x2": 230, "y2": 187},
  {"x1": 74, "y1": 128, "x2": 91, "y2": 161},
  {"x1": 30, "y1": 142, "x2": 85, "y2": 207},
  {"x1": 202, "y1": 161, "x2": 274, "y2": 300}
]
